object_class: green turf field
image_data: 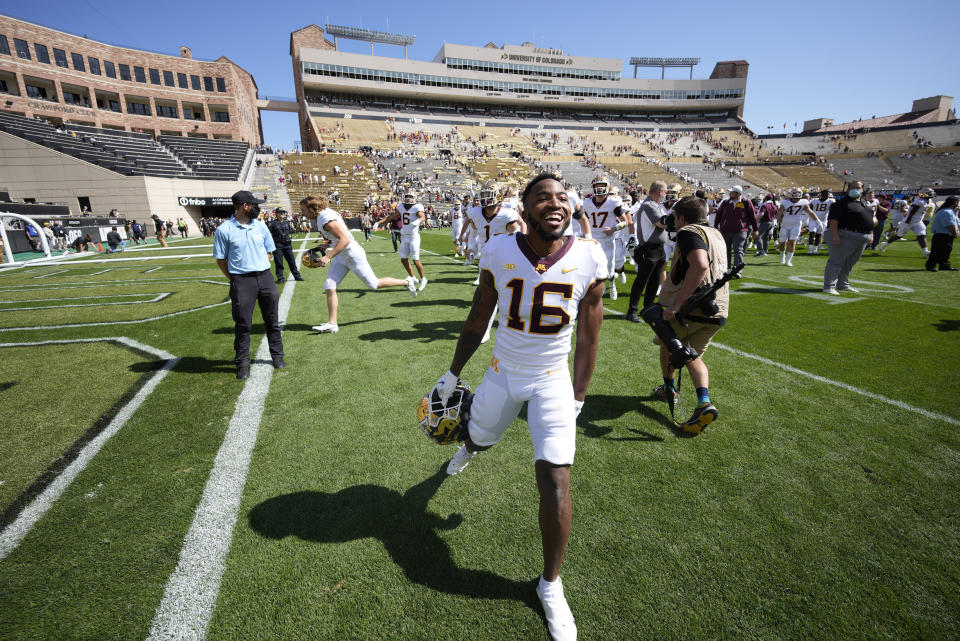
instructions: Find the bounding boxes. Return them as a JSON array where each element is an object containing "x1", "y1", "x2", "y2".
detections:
[{"x1": 0, "y1": 229, "x2": 958, "y2": 640}]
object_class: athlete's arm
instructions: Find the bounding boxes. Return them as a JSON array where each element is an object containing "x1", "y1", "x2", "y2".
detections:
[
  {"x1": 572, "y1": 280, "x2": 604, "y2": 402},
  {"x1": 458, "y1": 219, "x2": 475, "y2": 244},
  {"x1": 576, "y1": 209, "x2": 592, "y2": 238},
  {"x1": 378, "y1": 211, "x2": 399, "y2": 226},
  {"x1": 318, "y1": 219, "x2": 352, "y2": 266},
  {"x1": 449, "y1": 269, "x2": 498, "y2": 376}
]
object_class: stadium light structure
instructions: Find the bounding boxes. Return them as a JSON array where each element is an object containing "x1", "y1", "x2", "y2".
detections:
[
  {"x1": 629, "y1": 57, "x2": 701, "y2": 79},
  {"x1": 325, "y1": 24, "x2": 416, "y2": 58}
]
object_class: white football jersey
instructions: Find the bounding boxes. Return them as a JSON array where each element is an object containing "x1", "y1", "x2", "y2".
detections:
[
  {"x1": 397, "y1": 203, "x2": 424, "y2": 236},
  {"x1": 466, "y1": 205, "x2": 521, "y2": 245},
  {"x1": 480, "y1": 234, "x2": 608, "y2": 368},
  {"x1": 780, "y1": 199, "x2": 810, "y2": 225},
  {"x1": 809, "y1": 197, "x2": 834, "y2": 224},
  {"x1": 582, "y1": 195, "x2": 623, "y2": 232},
  {"x1": 565, "y1": 190, "x2": 582, "y2": 237},
  {"x1": 315, "y1": 208, "x2": 354, "y2": 245}
]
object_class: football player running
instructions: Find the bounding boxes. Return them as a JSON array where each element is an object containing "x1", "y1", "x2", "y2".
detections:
[
  {"x1": 807, "y1": 190, "x2": 835, "y2": 254},
  {"x1": 431, "y1": 173, "x2": 606, "y2": 641},
  {"x1": 379, "y1": 191, "x2": 429, "y2": 291},
  {"x1": 582, "y1": 175, "x2": 627, "y2": 300},
  {"x1": 776, "y1": 188, "x2": 818, "y2": 266},
  {"x1": 450, "y1": 199, "x2": 465, "y2": 257},
  {"x1": 879, "y1": 188, "x2": 934, "y2": 257},
  {"x1": 300, "y1": 195, "x2": 417, "y2": 334}
]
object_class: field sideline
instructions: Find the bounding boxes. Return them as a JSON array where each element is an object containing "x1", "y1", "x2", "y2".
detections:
[{"x1": 0, "y1": 228, "x2": 958, "y2": 640}]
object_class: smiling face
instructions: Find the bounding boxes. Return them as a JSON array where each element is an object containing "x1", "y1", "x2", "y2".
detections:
[{"x1": 523, "y1": 177, "x2": 571, "y2": 241}]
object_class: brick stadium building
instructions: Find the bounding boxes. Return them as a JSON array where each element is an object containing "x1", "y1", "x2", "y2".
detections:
[{"x1": 0, "y1": 14, "x2": 261, "y2": 143}]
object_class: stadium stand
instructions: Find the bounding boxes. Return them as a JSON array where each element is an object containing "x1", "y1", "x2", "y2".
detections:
[
  {"x1": 281, "y1": 152, "x2": 376, "y2": 214},
  {"x1": 0, "y1": 111, "x2": 252, "y2": 180}
]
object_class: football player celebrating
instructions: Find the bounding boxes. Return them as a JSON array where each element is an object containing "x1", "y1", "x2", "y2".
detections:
[
  {"x1": 808, "y1": 190, "x2": 835, "y2": 254},
  {"x1": 582, "y1": 175, "x2": 627, "y2": 300},
  {"x1": 301, "y1": 195, "x2": 418, "y2": 334},
  {"x1": 450, "y1": 199, "x2": 465, "y2": 257},
  {"x1": 776, "y1": 188, "x2": 818, "y2": 266},
  {"x1": 432, "y1": 173, "x2": 606, "y2": 641},
  {"x1": 379, "y1": 191, "x2": 429, "y2": 291}
]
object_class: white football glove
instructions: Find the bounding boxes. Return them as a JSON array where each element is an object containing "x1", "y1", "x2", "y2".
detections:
[
  {"x1": 574, "y1": 400, "x2": 584, "y2": 418},
  {"x1": 434, "y1": 370, "x2": 459, "y2": 406}
]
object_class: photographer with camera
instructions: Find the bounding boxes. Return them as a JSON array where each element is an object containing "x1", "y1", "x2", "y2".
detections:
[
  {"x1": 645, "y1": 196, "x2": 729, "y2": 434},
  {"x1": 625, "y1": 181, "x2": 668, "y2": 323}
]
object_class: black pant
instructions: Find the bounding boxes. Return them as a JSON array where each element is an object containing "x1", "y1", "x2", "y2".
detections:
[
  {"x1": 229, "y1": 270, "x2": 283, "y2": 364},
  {"x1": 390, "y1": 230, "x2": 400, "y2": 252},
  {"x1": 627, "y1": 244, "x2": 666, "y2": 314},
  {"x1": 273, "y1": 244, "x2": 301, "y2": 280},
  {"x1": 926, "y1": 233, "x2": 955, "y2": 270}
]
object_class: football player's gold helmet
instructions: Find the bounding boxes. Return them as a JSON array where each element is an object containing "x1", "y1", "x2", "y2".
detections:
[
  {"x1": 403, "y1": 191, "x2": 417, "y2": 205},
  {"x1": 301, "y1": 249, "x2": 325, "y2": 268},
  {"x1": 479, "y1": 181, "x2": 501, "y2": 208},
  {"x1": 417, "y1": 381, "x2": 473, "y2": 445},
  {"x1": 591, "y1": 175, "x2": 610, "y2": 197}
]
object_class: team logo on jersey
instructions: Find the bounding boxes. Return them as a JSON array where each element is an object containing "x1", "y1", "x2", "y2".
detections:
[
  {"x1": 562, "y1": 267, "x2": 578, "y2": 273},
  {"x1": 504, "y1": 263, "x2": 516, "y2": 270},
  {"x1": 535, "y1": 263, "x2": 548, "y2": 273}
]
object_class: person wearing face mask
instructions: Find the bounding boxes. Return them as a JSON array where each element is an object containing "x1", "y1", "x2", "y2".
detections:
[
  {"x1": 822, "y1": 181, "x2": 877, "y2": 295},
  {"x1": 712, "y1": 185, "x2": 757, "y2": 276},
  {"x1": 625, "y1": 181, "x2": 669, "y2": 323}
]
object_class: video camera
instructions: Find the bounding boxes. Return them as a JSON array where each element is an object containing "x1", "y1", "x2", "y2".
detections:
[{"x1": 641, "y1": 263, "x2": 742, "y2": 369}]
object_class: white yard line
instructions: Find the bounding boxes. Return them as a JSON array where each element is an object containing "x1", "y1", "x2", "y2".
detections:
[
  {"x1": 32, "y1": 269, "x2": 68, "y2": 279},
  {"x1": 603, "y1": 305, "x2": 960, "y2": 426},
  {"x1": 0, "y1": 293, "x2": 170, "y2": 312},
  {"x1": 0, "y1": 301, "x2": 229, "y2": 332},
  {"x1": 0, "y1": 337, "x2": 177, "y2": 561},
  {"x1": 0, "y1": 277, "x2": 226, "y2": 293},
  {"x1": 146, "y1": 237, "x2": 310, "y2": 641},
  {"x1": 144, "y1": 266, "x2": 163, "y2": 273}
]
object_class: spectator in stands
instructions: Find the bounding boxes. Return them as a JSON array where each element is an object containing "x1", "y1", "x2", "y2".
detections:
[
  {"x1": 926, "y1": 196, "x2": 959, "y2": 272},
  {"x1": 823, "y1": 181, "x2": 876, "y2": 294},
  {"x1": 106, "y1": 226, "x2": 124, "y2": 253},
  {"x1": 713, "y1": 186, "x2": 757, "y2": 275},
  {"x1": 25, "y1": 223, "x2": 40, "y2": 251}
]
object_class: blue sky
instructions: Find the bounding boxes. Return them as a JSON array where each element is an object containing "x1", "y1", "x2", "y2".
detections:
[{"x1": 6, "y1": 0, "x2": 958, "y2": 147}]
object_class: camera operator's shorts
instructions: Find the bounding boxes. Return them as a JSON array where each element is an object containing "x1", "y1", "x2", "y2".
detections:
[
  {"x1": 654, "y1": 318, "x2": 723, "y2": 356},
  {"x1": 467, "y1": 356, "x2": 576, "y2": 466},
  {"x1": 399, "y1": 234, "x2": 421, "y2": 260}
]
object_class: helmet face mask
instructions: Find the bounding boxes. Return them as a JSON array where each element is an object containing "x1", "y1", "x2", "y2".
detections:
[
  {"x1": 592, "y1": 177, "x2": 609, "y2": 197},
  {"x1": 301, "y1": 249, "x2": 325, "y2": 268},
  {"x1": 479, "y1": 180, "x2": 501, "y2": 208},
  {"x1": 789, "y1": 188, "x2": 803, "y2": 200},
  {"x1": 404, "y1": 192, "x2": 416, "y2": 205},
  {"x1": 417, "y1": 382, "x2": 474, "y2": 445}
]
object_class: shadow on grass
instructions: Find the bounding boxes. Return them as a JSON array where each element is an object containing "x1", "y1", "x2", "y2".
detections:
[
  {"x1": 863, "y1": 268, "x2": 921, "y2": 273},
  {"x1": 933, "y1": 319, "x2": 960, "y2": 332},
  {"x1": 210, "y1": 318, "x2": 393, "y2": 335},
  {"x1": 248, "y1": 464, "x2": 540, "y2": 610},
  {"x1": 358, "y1": 320, "x2": 464, "y2": 343},
  {"x1": 579, "y1": 394, "x2": 668, "y2": 441},
  {"x1": 0, "y1": 381, "x2": 16, "y2": 393},
  {"x1": 391, "y1": 298, "x2": 471, "y2": 310}
]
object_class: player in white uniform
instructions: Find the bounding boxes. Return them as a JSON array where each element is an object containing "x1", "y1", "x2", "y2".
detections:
[
  {"x1": 563, "y1": 188, "x2": 593, "y2": 241},
  {"x1": 610, "y1": 186, "x2": 631, "y2": 284},
  {"x1": 879, "y1": 188, "x2": 933, "y2": 256},
  {"x1": 460, "y1": 181, "x2": 525, "y2": 342},
  {"x1": 379, "y1": 191, "x2": 428, "y2": 291},
  {"x1": 450, "y1": 199, "x2": 465, "y2": 257},
  {"x1": 807, "y1": 190, "x2": 835, "y2": 254},
  {"x1": 300, "y1": 195, "x2": 418, "y2": 334},
  {"x1": 776, "y1": 188, "x2": 818, "y2": 266},
  {"x1": 661, "y1": 184, "x2": 682, "y2": 266},
  {"x1": 706, "y1": 189, "x2": 725, "y2": 227},
  {"x1": 883, "y1": 198, "x2": 909, "y2": 244},
  {"x1": 582, "y1": 175, "x2": 627, "y2": 300},
  {"x1": 431, "y1": 174, "x2": 605, "y2": 641}
]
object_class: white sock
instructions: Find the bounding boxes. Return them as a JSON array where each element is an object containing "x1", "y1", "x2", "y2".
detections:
[
  {"x1": 786, "y1": 251, "x2": 794, "y2": 263},
  {"x1": 539, "y1": 575, "x2": 562, "y2": 594}
]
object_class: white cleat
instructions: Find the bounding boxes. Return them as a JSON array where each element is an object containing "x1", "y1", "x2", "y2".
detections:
[
  {"x1": 618, "y1": 271, "x2": 627, "y2": 284},
  {"x1": 823, "y1": 287, "x2": 840, "y2": 295},
  {"x1": 472, "y1": 277, "x2": 480, "y2": 286},
  {"x1": 463, "y1": 255, "x2": 473, "y2": 266},
  {"x1": 537, "y1": 577, "x2": 577, "y2": 641},
  {"x1": 877, "y1": 242, "x2": 887, "y2": 254},
  {"x1": 609, "y1": 281, "x2": 618, "y2": 300},
  {"x1": 312, "y1": 322, "x2": 339, "y2": 333},
  {"x1": 786, "y1": 261, "x2": 793, "y2": 267},
  {"x1": 446, "y1": 444, "x2": 477, "y2": 475},
  {"x1": 780, "y1": 253, "x2": 786, "y2": 264},
  {"x1": 418, "y1": 277, "x2": 428, "y2": 291},
  {"x1": 406, "y1": 276, "x2": 419, "y2": 297}
]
